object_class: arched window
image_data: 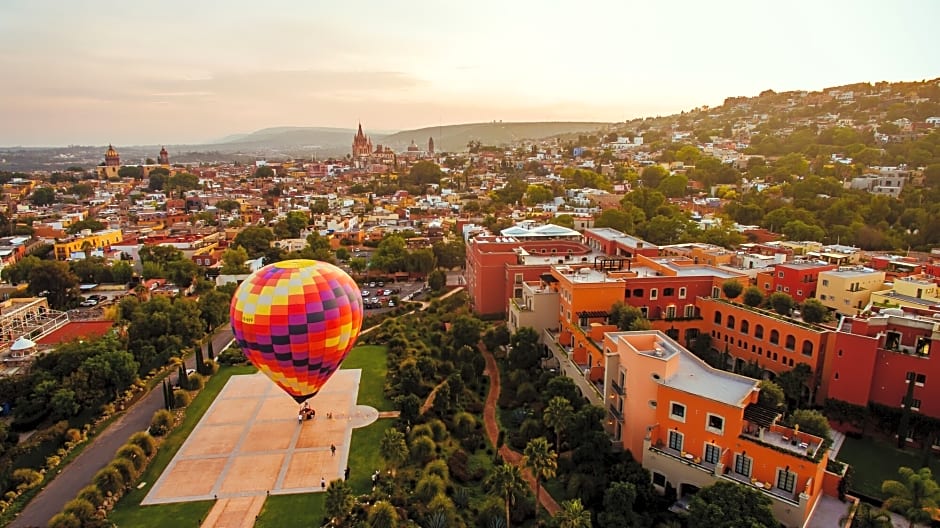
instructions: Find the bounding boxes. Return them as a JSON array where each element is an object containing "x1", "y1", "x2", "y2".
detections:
[
  {"x1": 770, "y1": 330, "x2": 780, "y2": 345},
  {"x1": 714, "y1": 311, "x2": 723, "y2": 325},
  {"x1": 802, "y1": 340, "x2": 814, "y2": 357},
  {"x1": 785, "y1": 335, "x2": 796, "y2": 350},
  {"x1": 755, "y1": 324, "x2": 764, "y2": 339},
  {"x1": 740, "y1": 320, "x2": 750, "y2": 334},
  {"x1": 727, "y1": 315, "x2": 736, "y2": 329}
]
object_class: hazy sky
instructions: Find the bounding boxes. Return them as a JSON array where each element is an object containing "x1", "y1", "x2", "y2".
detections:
[{"x1": 2, "y1": 0, "x2": 938, "y2": 146}]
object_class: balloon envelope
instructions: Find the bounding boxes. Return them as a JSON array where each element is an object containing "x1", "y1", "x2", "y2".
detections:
[{"x1": 230, "y1": 259, "x2": 364, "y2": 403}]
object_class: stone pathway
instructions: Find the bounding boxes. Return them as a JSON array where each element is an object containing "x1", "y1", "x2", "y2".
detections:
[
  {"x1": 481, "y1": 347, "x2": 560, "y2": 517},
  {"x1": 200, "y1": 496, "x2": 265, "y2": 528}
]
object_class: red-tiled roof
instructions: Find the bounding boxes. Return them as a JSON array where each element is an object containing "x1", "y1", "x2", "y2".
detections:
[{"x1": 36, "y1": 321, "x2": 114, "y2": 345}]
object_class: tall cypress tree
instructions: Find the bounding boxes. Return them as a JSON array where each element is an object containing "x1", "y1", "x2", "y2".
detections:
[
  {"x1": 207, "y1": 340, "x2": 215, "y2": 361},
  {"x1": 195, "y1": 345, "x2": 206, "y2": 376},
  {"x1": 178, "y1": 364, "x2": 189, "y2": 390}
]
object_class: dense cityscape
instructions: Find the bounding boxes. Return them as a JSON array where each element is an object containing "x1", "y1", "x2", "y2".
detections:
[{"x1": 0, "y1": 75, "x2": 939, "y2": 528}]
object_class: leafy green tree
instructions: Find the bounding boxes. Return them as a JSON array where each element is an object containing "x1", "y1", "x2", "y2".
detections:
[
  {"x1": 882, "y1": 467, "x2": 940, "y2": 528},
  {"x1": 800, "y1": 298, "x2": 829, "y2": 324},
  {"x1": 525, "y1": 184, "x2": 554, "y2": 205},
  {"x1": 640, "y1": 165, "x2": 668, "y2": 188},
  {"x1": 221, "y1": 246, "x2": 250, "y2": 274},
  {"x1": 623, "y1": 187, "x2": 666, "y2": 219},
  {"x1": 598, "y1": 481, "x2": 639, "y2": 528},
  {"x1": 432, "y1": 239, "x2": 466, "y2": 269},
  {"x1": 166, "y1": 172, "x2": 200, "y2": 196},
  {"x1": 508, "y1": 326, "x2": 541, "y2": 370},
  {"x1": 408, "y1": 161, "x2": 444, "y2": 185},
  {"x1": 139, "y1": 245, "x2": 184, "y2": 268},
  {"x1": 215, "y1": 199, "x2": 241, "y2": 212},
  {"x1": 27, "y1": 260, "x2": 81, "y2": 309},
  {"x1": 111, "y1": 260, "x2": 134, "y2": 284},
  {"x1": 253, "y1": 165, "x2": 275, "y2": 178},
  {"x1": 775, "y1": 363, "x2": 813, "y2": 407},
  {"x1": 544, "y1": 396, "x2": 574, "y2": 452},
  {"x1": 658, "y1": 173, "x2": 689, "y2": 197},
  {"x1": 141, "y1": 261, "x2": 164, "y2": 280},
  {"x1": 66, "y1": 219, "x2": 105, "y2": 234},
  {"x1": 348, "y1": 257, "x2": 367, "y2": 276},
  {"x1": 119, "y1": 165, "x2": 144, "y2": 179},
  {"x1": 523, "y1": 437, "x2": 557, "y2": 521},
  {"x1": 593, "y1": 208, "x2": 642, "y2": 234},
  {"x1": 789, "y1": 408, "x2": 831, "y2": 440},
  {"x1": 483, "y1": 325, "x2": 511, "y2": 352},
  {"x1": 406, "y1": 248, "x2": 436, "y2": 275},
  {"x1": 768, "y1": 291, "x2": 795, "y2": 315},
  {"x1": 30, "y1": 186, "x2": 56, "y2": 206},
  {"x1": 198, "y1": 287, "x2": 232, "y2": 330},
  {"x1": 742, "y1": 286, "x2": 765, "y2": 307},
  {"x1": 233, "y1": 226, "x2": 276, "y2": 259},
  {"x1": 758, "y1": 381, "x2": 786, "y2": 410},
  {"x1": 427, "y1": 269, "x2": 446, "y2": 291},
  {"x1": 166, "y1": 259, "x2": 199, "y2": 288},
  {"x1": 325, "y1": 478, "x2": 355, "y2": 525},
  {"x1": 450, "y1": 315, "x2": 483, "y2": 350},
  {"x1": 379, "y1": 427, "x2": 409, "y2": 475},
  {"x1": 274, "y1": 211, "x2": 309, "y2": 239},
  {"x1": 554, "y1": 498, "x2": 592, "y2": 528},
  {"x1": 721, "y1": 279, "x2": 744, "y2": 300},
  {"x1": 687, "y1": 481, "x2": 776, "y2": 528},
  {"x1": 485, "y1": 463, "x2": 527, "y2": 528}
]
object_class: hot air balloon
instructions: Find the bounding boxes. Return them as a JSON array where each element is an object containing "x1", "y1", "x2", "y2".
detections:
[{"x1": 230, "y1": 259, "x2": 364, "y2": 403}]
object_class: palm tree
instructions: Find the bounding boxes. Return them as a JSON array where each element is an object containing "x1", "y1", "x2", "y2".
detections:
[
  {"x1": 840, "y1": 501, "x2": 892, "y2": 528},
  {"x1": 367, "y1": 500, "x2": 399, "y2": 528},
  {"x1": 485, "y1": 463, "x2": 527, "y2": 528},
  {"x1": 543, "y1": 396, "x2": 573, "y2": 452},
  {"x1": 554, "y1": 499, "x2": 592, "y2": 528},
  {"x1": 882, "y1": 466, "x2": 940, "y2": 528},
  {"x1": 523, "y1": 437, "x2": 557, "y2": 522},
  {"x1": 325, "y1": 479, "x2": 355, "y2": 525},
  {"x1": 379, "y1": 428, "x2": 409, "y2": 476}
]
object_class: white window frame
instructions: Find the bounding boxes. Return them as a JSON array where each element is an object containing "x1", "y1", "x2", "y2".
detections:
[
  {"x1": 776, "y1": 467, "x2": 796, "y2": 493},
  {"x1": 678, "y1": 287, "x2": 687, "y2": 299},
  {"x1": 734, "y1": 453, "x2": 752, "y2": 477},
  {"x1": 668, "y1": 430, "x2": 684, "y2": 452},
  {"x1": 703, "y1": 443, "x2": 721, "y2": 464},
  {"x1": 669, "y1": 401, "x2": 686, "y2": 423},
  {"x1": 706, "y1": 413, "x2": 725, "y2": 435},
  {"x1": 650, "y1": 288, "x2": 658, "y2": 300}
]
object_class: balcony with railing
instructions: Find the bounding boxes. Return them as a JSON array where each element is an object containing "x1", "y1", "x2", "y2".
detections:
[
  {"x1": 610, "y1": 379, "x2": 625, "y2": 396},
  {"x1": 608, "y1": 404, "x2": 624, "y2": 422}
]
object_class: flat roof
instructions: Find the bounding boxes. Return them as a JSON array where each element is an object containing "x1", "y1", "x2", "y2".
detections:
[
  {"x1": 821, "y1": 267, "x2": 881, "y2": 278},
  {"x1": 643, "y1": 259, "x2": 743, "y2": 279}
]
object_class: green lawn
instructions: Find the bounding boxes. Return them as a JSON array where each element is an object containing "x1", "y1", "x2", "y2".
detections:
[
  {"x1": 108, "y1": 364, "x2": 257, "y2": 526},
  {"x1": 837, "y1": 435, "x2": 940, "y2": 499},
  {"x1": 342, "y1": 344, "x2": 393, "y2": 411},
  {"x1": 255, "y1": 493, "x2": 326, "y2": 528},
  {"x1": 347, "y1": 420, "x2": 396, "y2": 494}
]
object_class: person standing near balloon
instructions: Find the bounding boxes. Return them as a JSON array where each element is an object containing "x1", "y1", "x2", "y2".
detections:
[{"x1": 230, "y1": 259, "x2": 364, "y2": 404}]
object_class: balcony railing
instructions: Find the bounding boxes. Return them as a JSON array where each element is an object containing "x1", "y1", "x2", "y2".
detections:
[
  {"x1": 608, "y1": 404, "x2": 624, "y2": 422},
  {"x1": 610, "y1": 380, "x2": 625, "y2": 395}
]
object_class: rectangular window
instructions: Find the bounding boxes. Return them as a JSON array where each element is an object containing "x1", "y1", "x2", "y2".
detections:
[
  {"x1": 684, "y1": 305, "x2": 695, "y2": 318},
  {"x1": 704, "y1": 443, "x2": 721, "y2": 464},
  {"x1": 822, "y1": 279, "x2": 829, "y2": 286},
  {"x1": 652, "y1": 472, "x2": 666, "y2": 487},
  {"x1": 906, "y1": 372, "x2": 927, "y2": 386},
  {"x1": 514, "y1": 273, "x2": 523, "y2": 284},
  {"x1": 734, "y1": 454, "x2": 752, "y2": 477},
  {"x1": 668, "y1": 430, "x2": 683, "y2": 451},
  {"x1": 666, "y1": 306, "x2": 677, "y2": 319},
  {"x1": 902, "y1": 397, "x2": 922, "y2": 410},
  {"x1": 707, "y1": 414, "x2": 724, "y2": 435},
  {"x1": 777, "y1": 468, "x2": 796, "y2": 493},
  {"x1": 650, "y1": 288, "x2": 658, "y2": 300},
  {"x1": 679, "y1": 287, "x2": 687, "y2": 299},
  {"x1": 670, "y1": 402, "x2": 686, "y2": 422},
  {"x1": 778, "y1": 271, "x2": 785, "y2": 278}
]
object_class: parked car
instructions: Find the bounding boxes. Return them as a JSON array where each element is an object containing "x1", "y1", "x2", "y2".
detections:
[
  {"x1": 361, "y1": 290, "x2": 370, "y2": 297},
  {"x1": 79, "y1": 298, "x2": 98, "y2": 307}
]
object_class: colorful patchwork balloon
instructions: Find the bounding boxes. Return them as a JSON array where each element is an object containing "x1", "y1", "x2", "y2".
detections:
[{"x1": 230, "y1": 259, "x2": 364, "y2": 403}]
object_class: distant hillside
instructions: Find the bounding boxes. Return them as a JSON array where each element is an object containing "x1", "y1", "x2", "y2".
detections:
[
  {"x1": 212, "y1": 126, "x2": 389, "y2": 152},
  {"x1": 381, "y1": 122, "x2": 612, "y2": 152}
]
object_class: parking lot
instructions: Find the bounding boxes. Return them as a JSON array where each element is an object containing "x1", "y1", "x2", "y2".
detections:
[{"x1": 357, "y1": 278, "x2": 426, "y2": 311}]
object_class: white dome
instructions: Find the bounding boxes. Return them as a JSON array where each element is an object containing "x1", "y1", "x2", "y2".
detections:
[{"x1": 10, "y1": 337, "x2": 36, "y2": 352}]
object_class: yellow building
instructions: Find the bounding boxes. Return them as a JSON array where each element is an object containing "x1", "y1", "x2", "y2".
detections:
[
  {"x1": 870, "y1": 275, "x2": 940, "y2": 311},
  {"x1": 54, "y1": 229, "x2": 124, "y2": 261},
  {"x1": 816, "y1": 266, "x2": 887, "y2": 315}
]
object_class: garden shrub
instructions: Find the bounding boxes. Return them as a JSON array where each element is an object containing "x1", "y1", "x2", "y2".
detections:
[
  {"x1": 149, "y1": 409, "x2": 174, "y2": 436},
  {"x1": 116, "y1": 444, "x2": 147, "y2": 472},
  {"x1": 173, "y1": 389, "x2": 191, "y2": 408},
  {"x1": 128, "y1": 431, "x2": 156, "y2": 456},
  {"x1": 110, "y1": 458, "x2": 137, "y2": 486},
  {"x1": 62, "y1": 497, "x2": 95, "y2": 522},
  {"x1": 77, "y1": 484, "x2": 103, "y2": 507},
  {"x1": 93, "y1": 466, "x2": 123, "y2": 496},
  {"x1": 187, "y1": 373, "x2": 205, "y2": 390},
  {"x1": 11, "y1": 468, "x2": 41, "y2": 490},
  {"x1": 46, "y1": 512, "x2": 81, "y2": 528}
]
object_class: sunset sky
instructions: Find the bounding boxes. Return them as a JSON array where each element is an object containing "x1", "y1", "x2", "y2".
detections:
[{"x1": 2, "y1": 0, "x2": 938, "y2": 146}]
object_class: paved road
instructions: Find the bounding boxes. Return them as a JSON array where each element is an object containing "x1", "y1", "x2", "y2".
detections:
[{"x1": 11, "y1": 328, "x2": 235, "y2": 528}]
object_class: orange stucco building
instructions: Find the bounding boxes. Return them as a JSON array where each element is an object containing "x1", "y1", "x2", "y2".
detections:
[{"x1": 601, "y1": 331, "x2": 834, "y2": 528}]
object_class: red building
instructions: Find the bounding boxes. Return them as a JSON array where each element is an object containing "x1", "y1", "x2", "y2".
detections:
[
  {"x1": 822, "y1": 311, "x2": 940, "y2": 419},
  {"x1": 582, "y1": 227, "x2": 660, "y2": 258},
  {"x1": 756, "y1": 261, "x2": 837, "y2": 302},
  {"x1": 465, "y1": 235, "x2": 597, "y2": 317}
]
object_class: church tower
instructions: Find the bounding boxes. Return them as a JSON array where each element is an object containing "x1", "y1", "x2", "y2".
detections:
[
  {"x1": 158, "y1": 146, "x2": 169, "y2": 165},
  {"x1": 428, "y1": 136, "x2": 435, "y2": 154},
  {"x1": 352, "y1": 123, "x2": 373, "y2": 158},
  {"x1": 105, "y1": 144, "x2": 120, "y2": 167}
]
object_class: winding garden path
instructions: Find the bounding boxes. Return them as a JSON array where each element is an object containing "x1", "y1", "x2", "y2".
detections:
[{"x1": 481, "y1": 347, "x2": 561, "y2": 517}]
